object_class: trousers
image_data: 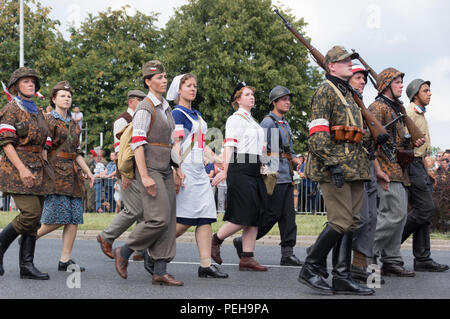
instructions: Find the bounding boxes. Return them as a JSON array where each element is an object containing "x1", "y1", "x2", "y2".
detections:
[
  {"x1": 319, "y1": 181, "x2": 364, "y2": 234},
  {"x1": 256, "y1": 183, "x2": 297, "y2": 248},
  {"x1": 126, "y1": 168, "x2": 176, "y2": 261},
  {"x1": 101, "y1": 179, "x2": 144, "y2": 244},
  {"x1": 373, "y1": 181, "x2": 407, "y2": 265}
]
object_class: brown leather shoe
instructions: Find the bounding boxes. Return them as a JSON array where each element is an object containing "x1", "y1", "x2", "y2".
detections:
[
  {"x1": 97, "y1": 234, "x2": 113, "y2": 259},
  {"x1": 381, "y1": 263, "x2": 415, "y2": 277},
  {"x1": 239, "y1": 256, "x2": 268, "y2": 271},
  {"x1": 133, "y1": 254, "x2": 143, "y2": 261},
  {"x1": 211, "y1": 235, "x2": 223, "y2": 265},
  {"x1": 113, "y1": 247, "x2": 128, "y2": 279},
  {"x1": 152, "y1": 273, "x2": 184, "y2": 286}
]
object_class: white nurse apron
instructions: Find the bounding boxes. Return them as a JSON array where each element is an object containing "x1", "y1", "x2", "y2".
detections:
[{"x1": 175, "y1": 109, "x2": 217, "y2": 220}]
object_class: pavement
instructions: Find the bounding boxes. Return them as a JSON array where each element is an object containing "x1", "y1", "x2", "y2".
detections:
[{"x1": 0, "y1": 230, "x2": 449, "y2": 303}]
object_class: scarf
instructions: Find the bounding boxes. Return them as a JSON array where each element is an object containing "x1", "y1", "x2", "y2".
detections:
[{"x1": 17, "y1": 96, "x2": 38, "y2": 115}]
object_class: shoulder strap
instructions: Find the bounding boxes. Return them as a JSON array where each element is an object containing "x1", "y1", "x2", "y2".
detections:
[
  {"x1": 234, "y1": 113, "x2": 250, "y2": 122},
  {"x1": 143, "y1": 97, "x2": 156, "y2": 134}
]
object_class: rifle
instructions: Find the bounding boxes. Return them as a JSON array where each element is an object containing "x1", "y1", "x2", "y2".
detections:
[
  {"x1": 379, "y1": 113, "x2": 405, "y2": 162},
  {"x1": 352, "y1": 51, "x2": 425, "y2": 144},
  {"x1": 274, "y1": 9, "x2": 389, "y2": 146}
]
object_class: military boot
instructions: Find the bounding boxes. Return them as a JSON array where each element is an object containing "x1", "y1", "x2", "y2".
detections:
[
  {"x1": 331, "y1": 232, "x2": 375, "y2": 295},
  {"x1": 19, "y1": 235, "x2": 49, "y2": 280},
  {"x1": 413, "y1": 224, "x2": 449, "y2": 272},
  {"x1": 0, "y1": 223, "x2": 20, "y2": 276},
  {"x1": 298, "y1": 225, "x2": 342, "y2": 295}
]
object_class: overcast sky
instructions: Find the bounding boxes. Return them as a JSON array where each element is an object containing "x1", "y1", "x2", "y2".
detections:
[{"x1": 41, "y1": 0, "x2": 449, "y2": 151}]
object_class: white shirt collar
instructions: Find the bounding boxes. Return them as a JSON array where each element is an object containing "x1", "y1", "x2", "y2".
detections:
[
  {"x1": 237, "y1": 108, "x2": 252, "y2": 118},
  {"x1": 147, "y1": 91, "x2": 169, "y2": 111},
  {"x1": 127, "y1": 107, "x2": 135, "y2": 116}
]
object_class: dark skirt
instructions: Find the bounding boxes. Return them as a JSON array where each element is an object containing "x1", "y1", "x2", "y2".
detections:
[
  {"x1": 223, "y1": 153, "x2": 267, "y2": 227},
  {"x1": 176, "y1": 217, "x2": 216, "y2": 226}
]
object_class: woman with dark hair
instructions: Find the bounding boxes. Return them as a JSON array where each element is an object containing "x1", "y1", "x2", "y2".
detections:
[
  {"x1": 37, "y1": 81, "x2": 95, "y2": 272},
  {"x1": 168, "y1": 73, "x2": 228, "y2": 279},
  {"x1": 0, "y1": 67, "x2": 54, "y2": 279},
  {"x1": 210, "y1": 82, "x2": 268, "y2": 271},
  {"x1": 113, "y1": 60, "x2": 185, "y2": 286}
]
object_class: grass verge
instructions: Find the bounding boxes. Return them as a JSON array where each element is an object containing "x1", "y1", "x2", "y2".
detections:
[{"x1": 1, "y1": 211, "x2": 448, "y2": 240}]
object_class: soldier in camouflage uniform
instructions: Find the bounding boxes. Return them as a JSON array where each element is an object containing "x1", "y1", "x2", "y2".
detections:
[
  {"x1": 369, "y1": 68, "x2": 425, "y2": 277},
  {"x1": 0, "y1": 67, "x2": 54, "y2": 280},
  {"x1": 297, "y1": 46, "x2": 374, "y2": 295},
  {"x1": 36, "y1": 81, "x2": 95, "y2": 272}
]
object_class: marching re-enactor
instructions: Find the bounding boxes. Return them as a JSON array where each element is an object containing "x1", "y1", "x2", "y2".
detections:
[
  {"x1": 0, "y1": 67, "x2": 55, "y2": 280},
  {"x1": 298, "y1": 46, "x2": 375, "y2": 295}
]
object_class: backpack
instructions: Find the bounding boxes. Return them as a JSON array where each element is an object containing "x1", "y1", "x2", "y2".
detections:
[{"x1": 116, "y1": 98, "x2": 155, "y2": 179}]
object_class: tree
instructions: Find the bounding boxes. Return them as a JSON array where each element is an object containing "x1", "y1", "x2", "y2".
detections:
[
  {"x1": 0, "y1": 0, "x2": 66, "y2": 106},
  {"x1": 163, "y1": 0, "x2": 322, "y2": 153},
  {"x1": 60, "y1": 6, "x2": 162, "y2": 152}
]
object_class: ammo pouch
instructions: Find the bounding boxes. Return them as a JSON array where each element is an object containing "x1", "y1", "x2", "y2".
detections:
[
  {"x1": 15, "y1": 122, "x2": 28, "y2": 138},
  {"x1": 331, "y1": 125, "x2": 364, "y2": 143},
  {"x1": 396, "y1": 148, "x2": 414, "y2": 169},
  {"x1": 262, "y1": 172, "x2": 278, "y2": 196}
]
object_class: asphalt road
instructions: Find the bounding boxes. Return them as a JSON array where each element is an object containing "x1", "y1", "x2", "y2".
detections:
[{"x1": 1, "y1": 237, "x2": 449, "y2": 302}]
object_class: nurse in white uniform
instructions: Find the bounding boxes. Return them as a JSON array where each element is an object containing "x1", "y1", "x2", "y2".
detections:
[{"x1": 168, "y1": 74, "x2": 228, "y2": 279}]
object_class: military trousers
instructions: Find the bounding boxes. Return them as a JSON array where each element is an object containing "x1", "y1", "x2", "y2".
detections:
[
  {"x1": 100, "y1": 179, "x2": 144, "y2": 245},
  {"x1": 11, "y1": 194, "x2": 45, "y2": 237},
  {"x1": 319, "y1": 181, "x2": 364, "y2": 234},
  {"x1": 406, "y1": 158, "x2": 435, "y2": 225},
  {"x1": 373, "y1": 181, "x2": 407, "y2": 266},
  {"x1": 352, "y1": 164, "x2": 378, "y2": 258},
  {"x1": 126, "y1": 168, "x2": 176, "y2": 261},
  {"x1": 256, "y1": 183, "x2": 297, "y2": 251}
]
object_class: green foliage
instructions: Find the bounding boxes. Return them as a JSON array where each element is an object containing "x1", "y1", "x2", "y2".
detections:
[
  {"x1": 163, "y1": 0, "x2": 322, "y2": 153},
  {"x1": 0, "y1": 0, "x2": 323, "y2": 155},
  {"x1": 59, "y1": 6, "x2": 162, "y2": 152},
  {"x1": 0, "y1": 0, "x2": 65, "y2": 107},
  {"x1": 431, "y1": 175, "x2": 450, "y2": 232}
]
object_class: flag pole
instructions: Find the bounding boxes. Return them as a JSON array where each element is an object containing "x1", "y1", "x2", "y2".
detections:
[{"x1": 19, "y1": 0, "x2": 24, "y2": 67}]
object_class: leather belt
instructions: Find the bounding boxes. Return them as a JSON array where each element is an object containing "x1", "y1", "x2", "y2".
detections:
[
  {"x1": 50, "y1": 151, "x2": 77, "y2": 160},
  {"x1": 148, "y1": 142, "x2": 172, "y2": 149},
  {"x1": 267, "y1": 152, "x2": 292, "y2": 159},
  {"x1": 16, "y1": 145, "x2": 43, "y2": 153}
]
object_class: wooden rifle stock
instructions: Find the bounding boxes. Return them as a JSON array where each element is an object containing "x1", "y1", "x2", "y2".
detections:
[
  {"x1": 274, "y1": 9, "x2": 388, "y2": 144},
  {"x1": 353, "y1": 51, "x2": 425, "y2": 144}
]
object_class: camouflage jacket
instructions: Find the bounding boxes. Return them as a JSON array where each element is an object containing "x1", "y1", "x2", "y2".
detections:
[
  {"x1": 0, "y1": 99, "x2": 55, "y2": 195},
  {"x1": 305, "y1": 77, "x2": 371, "y2": 183},
  {"x1": 46, "y1": 111, "x2": 85, "y2": 198},
  {"x1": 368, "y1": 97, "x2": 409, "y2": 184}
]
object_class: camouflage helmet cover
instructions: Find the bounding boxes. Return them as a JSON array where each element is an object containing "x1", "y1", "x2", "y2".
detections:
[
  {"x1": 8, "y1": 67, "x2": 41, "y2": 92},
  {"x1": 324, "y1": 46, "x2": 359, "y2": 72},
  {"x1": 377, "y1": 67, "x2": 405, "y2": 94}
]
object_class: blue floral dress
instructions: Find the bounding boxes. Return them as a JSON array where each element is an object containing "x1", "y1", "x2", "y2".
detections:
[{"x1": 41, "y1": 111, "x2": 84, "y2": 225}]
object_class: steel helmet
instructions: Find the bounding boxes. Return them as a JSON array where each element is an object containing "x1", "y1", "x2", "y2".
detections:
[
  {"x1": 8, "y1": 67, "x2": 41, "y2": 94},
  {"x1": 406, "y1": 79, "x2": 431, "y2": 102},
  {"x1": 269, "y1": 85, "x2": 292, "y2": 108},
  {"x1": 376, "y1": 67, "x2": 405, "y2": 94}
]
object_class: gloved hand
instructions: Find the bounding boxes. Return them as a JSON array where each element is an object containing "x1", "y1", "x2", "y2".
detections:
[{"x1": 329, "y1": 165, "x2": 344, "y2": 188}]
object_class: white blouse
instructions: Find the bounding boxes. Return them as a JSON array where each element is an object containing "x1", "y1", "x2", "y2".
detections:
[{"x1": 224, "y1": 108, "x2": 265, "y2": 156}]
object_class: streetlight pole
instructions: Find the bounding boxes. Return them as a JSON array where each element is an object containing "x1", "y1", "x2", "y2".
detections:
[{"x1": 19, "y1": 0, "x2": 24, "y2": 67}]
